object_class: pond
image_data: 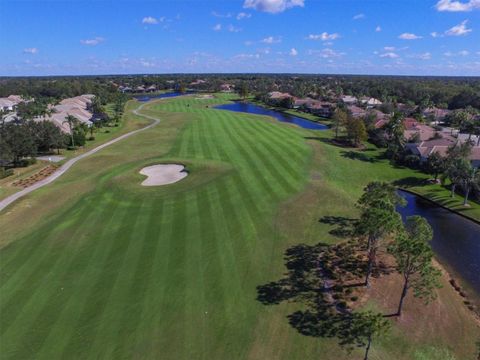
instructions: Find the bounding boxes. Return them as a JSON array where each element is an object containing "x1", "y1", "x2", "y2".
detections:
[
  {"x1": 214, "y1": 102, "x2": 328, "y2": 130},
  {"x1": 134, "y1": 91, "x2": 193, "y2": 102},
  {"x1": 397, "y1": 190, "x2": 480, "y2": 296}
]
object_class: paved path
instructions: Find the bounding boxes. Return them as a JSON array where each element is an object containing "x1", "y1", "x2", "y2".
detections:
[{"x1": 0, "y1": 102, "x2": 159, "y2": 212}]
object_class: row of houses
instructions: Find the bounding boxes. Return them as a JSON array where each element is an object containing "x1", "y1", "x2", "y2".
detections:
[
  {"x1": 35, "y1": 94, "x2": 95, "y2": 133},
  {"x1": 403, "y1": 118, "x2": 480, "y2": 167},
  {"x1": 0, "y1": 95, "x2": 28, "y2": 112},
  {"x1": 119, "y1": 85, "x2": 157, "y2": 93}
]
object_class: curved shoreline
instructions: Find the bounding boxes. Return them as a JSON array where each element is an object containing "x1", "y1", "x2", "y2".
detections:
[
  {"x1": 398, "y1": 187, "x2": 480, "y2": 226},
  {"x1": 0, "y1": 101, "x2": 159, "y2": 213}
]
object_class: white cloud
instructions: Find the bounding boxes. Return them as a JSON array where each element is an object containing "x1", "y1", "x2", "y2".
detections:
[
  {"x1": 380, "y1": 52, "x2": 399, "y2": 58},
  {"x1": 212, "y1": 11, "x2": 232, "y2": 18},
  {"x1": 80, "y1": 37, "x2": 105, "y2": 46},
  {"x1": 23, "y1": 47, "x2": 38, "y2": 54},
  {"x1": 227, "y1": 24, "x2": 242, "y2": 32},
  {"x1": 262, "y1": 36, "x2": 282, "y2": 43},
  {"x1": 444, "y1": 50, "x2": 470, "y2": 56},
  {"x1": 142, "y1": 16, "x2": 160, "y2": 24},
  {"x1": 445, "y1": 20, "x2": 472, "y2": 36},
  {"x1": 430, "y1": 31, "x2": 443, "y2": 38},
  {"x1": 290, "y1": 48, "x2": 298, "y2": 56},
  {"x1": 410, "y1": 52, "x2": 432, "y2": 60},
  {"x1": 353, "y1": 13, "x2": 365, "y2": 20},
  {"x1": 308, "y1": 48, "x2": 345, "y2": 58},
  {"x1": 398, "y1": 33, "x2": 423, "y2": 40},
  {"x1": 375, "y1": 26, "x2": 382, "y2": 32},
  {"x1": 384, "y1": 46, "x2": 396, "y2": 51},
  {"x1": 306, "y1": 32, "x2": 340, "y2": 41},
  {"x1": 243, "y1": 0, "x2": 304, "y2": 14},
  {"x1": 237, "y1": 12, "x2": 251, "y2": 20},
  {"x1": 213, "y1": 24, "x2": 222, "y2": 31},
  {"x1": 435, "y1": 0, "x2": 480, "y2": 12}
]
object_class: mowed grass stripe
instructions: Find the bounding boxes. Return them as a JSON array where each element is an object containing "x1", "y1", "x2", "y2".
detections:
[
  {"x1": 0, "y1": 196, "x2": 97, "y2": 288},
  {"x1": 216, "y1": 112, "x2": 280, "y2": 201},
  {"x1": 0, "y1": 195, "x2": 112, "y2": 340},
  {"x1": 33, "y1": 199, "x2": 126, "y2": 359},
  {"x1": 131, "y1": 197, "x2": 177, "y2": 357},
  {"x1": 226, "y1": 117, "x2": 301, "y2": 196},
  {"x1": 60, "y1": 197, "x2": 145, "y2": 358},
  {"x1": 88, "y1": 198, "x2": 159, "y2": 358}
]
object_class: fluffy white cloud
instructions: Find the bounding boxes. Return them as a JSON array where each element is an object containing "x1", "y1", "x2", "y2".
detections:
[
  {"x1": 243, "y1": 0, "x2": 304, "y2": 14},
  {"x1": 80, "y1": 37, "x2": 105, "y2": 46},
  {"x1": 213, "y1": 24, "x2": 222, "y2": 31},
  {"x1": 212, "y1": 11, "x2": 232, "y2": 18},
  {"x1": 23, "y1": 47, "x2": 38, "y2": 54},
  {"x1": 308, "y1": 48, "x2": 345, "y2": 58},
  {"x1": 142, "y1": 16, "x2": 160, "y2": 24},
  {"x1": 398, "y1": 33, "x2": 422, "y2": 40},
  {"x1": 290, "y1": 48, "x2": 298, "y2": 56},
  {"x1": 237, "y1": 12, "x2": 251, "y2": 20},
  {"x1": 375, "y1": 26, "x2": 382, "y2": 32},
  {"x1": 384, "y1": 46, "x2": 396, "y2": 51},
  {"x1": 262, "y1": 36, "x2": 282, "y2": 43},
  {"x1": 227, "y1": 24, "x2": 242, "y2": 32},
  {"x1": 353, "y1": 13, "x2": 365, "y2": 20},
  {"x1": 380, "y1": 52, "x2": 399, "y2": 58},
  {"x1": 306, "y1": 32, "x2": 340, "y2": 41},
  {"x1": 435, "y1": 0, "x2": 480, "y2": 12},
  {"x1": 444, "y1": 50, "x2": 470, "y2": 56},
  {"x1": 445, "y1": 20, "x2": 472, "y2": 36},
  {"x1": 410, "y1": 52, "x2": 432, "y2": 60},
  {"x1": 430, "y1": 31, "x2": 442, "y2": 38}
]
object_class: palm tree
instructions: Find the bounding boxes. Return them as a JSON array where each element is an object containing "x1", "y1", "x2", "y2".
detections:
[
  {"x1": 63, "y1": 114, "x2": 78, "y2": 148},
  {"x1": 458, "y1": 166, "x2": 480, "y2": 206}
]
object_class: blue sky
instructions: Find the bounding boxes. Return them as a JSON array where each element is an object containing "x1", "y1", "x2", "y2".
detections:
[{"x1": 0, "y1": 0, "x2": 479, "y2": 76}]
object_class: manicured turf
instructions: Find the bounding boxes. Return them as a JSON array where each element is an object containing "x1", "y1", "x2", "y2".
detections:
[{"x1": 0, "y1": 95, "x2": 478, "y2": 359}]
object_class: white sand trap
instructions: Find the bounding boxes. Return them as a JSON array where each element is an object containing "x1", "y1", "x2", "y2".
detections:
[{"x1": 140, "y1": 164, "x2": 187, "y2": 186}]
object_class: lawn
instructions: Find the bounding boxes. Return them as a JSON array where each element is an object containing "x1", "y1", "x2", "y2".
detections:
[{"x1": 0, "y1": 95, "x2": 477, "y2": 360}]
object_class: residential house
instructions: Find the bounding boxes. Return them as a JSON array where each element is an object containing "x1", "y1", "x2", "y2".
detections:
[
  {"x1": 340, "y1": 95, "x2": 357, "y2": 105},
  {"x1": 347, "y1": 105, "x2": 367, "y2": 118}
]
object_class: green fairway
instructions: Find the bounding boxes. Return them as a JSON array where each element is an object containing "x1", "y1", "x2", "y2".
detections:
[{"x1": 0, "y1": 95, "x2": 477, "y2": 360}]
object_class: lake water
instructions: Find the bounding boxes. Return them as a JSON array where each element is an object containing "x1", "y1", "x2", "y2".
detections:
[
  {"x1": 134, "y1": 91, "x2": 191, "y2": 102},
  {"x1": 397, "y1": 190, "x2": 480, "y2": 296},
  {"x1": 215, "y1": 102, "x2": 328, "y2": 130}
]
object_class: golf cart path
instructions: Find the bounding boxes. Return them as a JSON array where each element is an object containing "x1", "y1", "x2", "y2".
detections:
[{"x1": 0, "y1": 102, "x2": 159, "y2": 212}]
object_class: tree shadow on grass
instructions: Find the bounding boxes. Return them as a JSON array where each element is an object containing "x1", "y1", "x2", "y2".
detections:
[
  {"x1": 319, "y1": 216, "x2": 358, "y2": 238},
  {"x1": 256, "y1": 241, "x2": 391, "y2": 351},
  {"x1": 392, "y1": 177, "x2": 429, "y2": 188},
  {"x1": 340, "y1": 151, "x2": 377, "y2": 163}
]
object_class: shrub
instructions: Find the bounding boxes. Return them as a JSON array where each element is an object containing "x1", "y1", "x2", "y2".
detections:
[{"x1": 0, "y1": 167, "x2": 14, "y2": 179}]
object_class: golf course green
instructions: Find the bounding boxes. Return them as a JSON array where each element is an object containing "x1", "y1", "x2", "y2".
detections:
[{"x1": 0, "y1": 95, "x2": 477, "y2": 359}]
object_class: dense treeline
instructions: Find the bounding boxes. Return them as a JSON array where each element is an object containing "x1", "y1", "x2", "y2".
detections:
[{"x1": 1, "y1": 74, "x2": 479, "y2": 110}]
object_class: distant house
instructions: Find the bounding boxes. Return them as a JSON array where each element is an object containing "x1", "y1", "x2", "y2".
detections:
[
  {"x1": 135, "y1": 86, "x2": 146, "y2": 93},
  {"x1": 340, "y1": 95, "x2": 357, "y2": 105},
  {"x1": 347, "y1": 105, "x2": 367, "y2": 118},
  {"x1": 361, "y1": 97, "x2": 382, "y2": 108},
  {"x1": 406, "y1": 136, "x2": 480, "y2": 167},
  {"x1": 306, "y1": 101, "x2": 334, "y2": 118},
  {"x1": 146, "y1": 85, "x2": 157, "y2": 92},
  {"x1": 404, "y1": 124, "x2": 437, "y2": 142},
  {"x1": 422, "y1": 107, "x2": 450, "y2": 123},
  {"x1": 0, "y1": 95, "x2": 25, "y2": 112},
  {"x1": 220, "y1": 83, "x2": 234, "y2": 92}
]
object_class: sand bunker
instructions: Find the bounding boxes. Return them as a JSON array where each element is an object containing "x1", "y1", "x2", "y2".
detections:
[{"x1": 140, "y1": 164, "x2": 187, "y2": 186}]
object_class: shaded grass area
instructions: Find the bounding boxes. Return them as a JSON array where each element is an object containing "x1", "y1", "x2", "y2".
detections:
[{"x1": 0, "y1": 94, "x2": 478, "y2": 359}]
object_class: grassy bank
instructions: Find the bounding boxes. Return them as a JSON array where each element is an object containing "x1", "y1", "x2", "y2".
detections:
[{"x1": 0, "y1": 94, "x2": 478, "y2": 359}]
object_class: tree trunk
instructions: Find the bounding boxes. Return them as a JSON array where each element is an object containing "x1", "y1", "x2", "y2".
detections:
[
  {"x1": 397, "y1": 277, "x2": 409, "y2": 316},
  {"x1": 463, "y1": 187, "x2": 470, "y2": 206},
  {"x1": 451, "y1": 183, "x2": 456, "y2": 198},
  {"x1": 364, "y1": 336, "x2": 372, "y2": 360},
  {"x1": 365, "y1": 245, "x2": 376, "y2": 287}
]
